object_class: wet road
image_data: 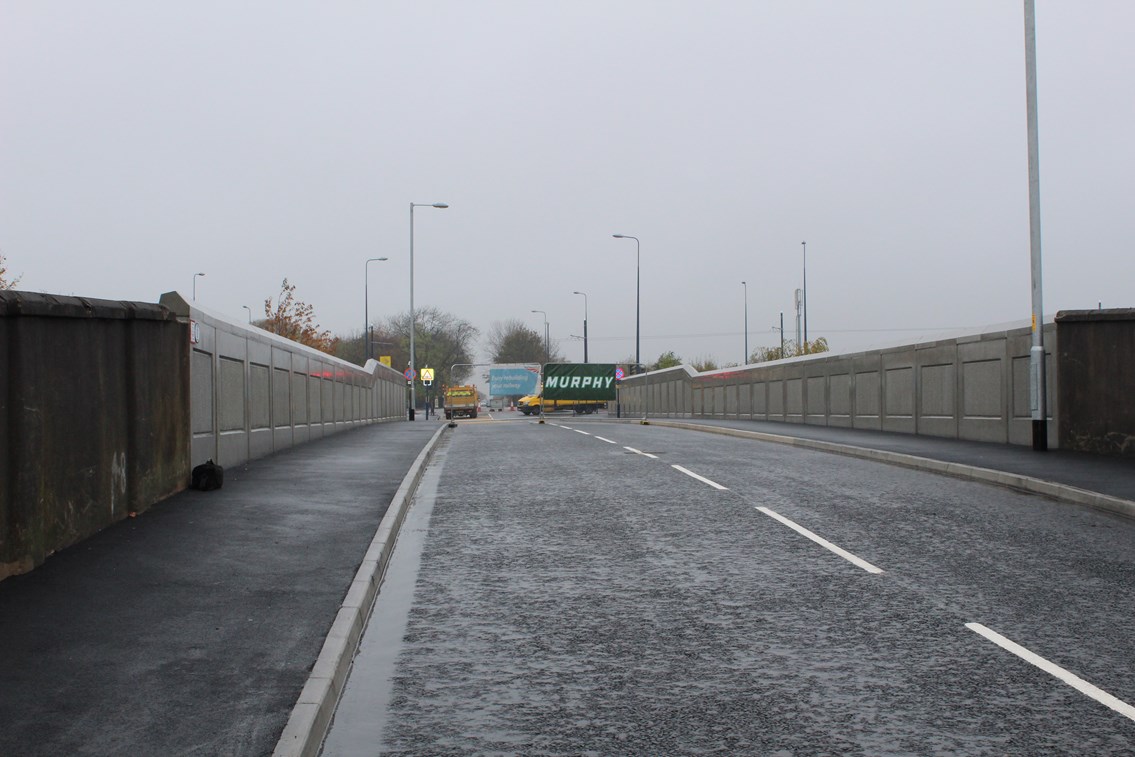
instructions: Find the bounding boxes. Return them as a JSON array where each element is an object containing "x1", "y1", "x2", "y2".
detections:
[{"x1": 323, "y1": 418, "x2": 1135, "y2": 755}]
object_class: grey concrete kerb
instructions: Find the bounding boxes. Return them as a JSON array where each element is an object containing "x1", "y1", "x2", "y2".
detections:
[
  {"x1": 617, "y1": 419, "x2": 1135, "y2": 521},
  {"x1": 273, "y1": 423, "x2": 450, "y2": 757}
]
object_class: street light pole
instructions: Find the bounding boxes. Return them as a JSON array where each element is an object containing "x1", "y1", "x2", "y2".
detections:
[
  {"x1": 801, "y1": 241, "x2": 808, "y2": 353},
  {"x1": 573, "y1": 291, "x2": 588, "y2": 363},
  {"x1": 409, "y1": 202, "x2": 448, "y2": 419},
  {"x1": 612, "y1": 234, "x2": 640, "y2": 368},
  {"x1": 192, "y1": 272, "x2": 205, "y2": 301},
  {"x1": 1024, "y1": 0, "x2": 1047, "y2": 451},
  {"x1": 364, "y1": 256, "x2": 388, "y2": 362},
  {"x1": 242, "y1": 305, "x2": 251, "y2": 323},
  {"x1": 742, "y1": 281, "x2": 748, "y2": 364},
  {"x1": 531, "y1": 310, "x2": 548, "y2": 364}
]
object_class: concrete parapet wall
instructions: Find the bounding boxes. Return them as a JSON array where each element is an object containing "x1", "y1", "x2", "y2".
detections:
[
  {"x1": 0, "y1": 291, "x2": 189, "y2": 580},
  {"x1": 619, "y1": 321, "x2": 1059, "y2": 448},
  {"x1": 159, "y1": 293, "x2": 407, "y2": 469},
  {"x1": 1056, "y1": 309, "x2": 1135, "y2": 456}
]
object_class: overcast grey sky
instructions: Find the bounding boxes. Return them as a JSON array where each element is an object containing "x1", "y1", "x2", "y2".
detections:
[{"x1": 2, "y1": 1, "x2": 1132, "y2": 366}]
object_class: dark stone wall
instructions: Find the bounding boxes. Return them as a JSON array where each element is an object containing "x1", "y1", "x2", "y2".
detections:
[
  {"x1": 1056, "y1": 309, "x2": 1135, "y2": 457},
  {"x1": 0, "y1": 292, "x2": 189, "y2": 579}
]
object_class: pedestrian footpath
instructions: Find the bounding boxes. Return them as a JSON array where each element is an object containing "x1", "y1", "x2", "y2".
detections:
[
  {"x1": 0, "y1": 420, "x2": 442, "y2": 757},
  {"x1": 622, "y1": 415, "x2": 1135, "y2": 518}
]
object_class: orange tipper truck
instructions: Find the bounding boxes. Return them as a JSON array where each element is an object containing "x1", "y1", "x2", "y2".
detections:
[{"x1": 443, "y1": 385, "x2": 479, "y2": 419}]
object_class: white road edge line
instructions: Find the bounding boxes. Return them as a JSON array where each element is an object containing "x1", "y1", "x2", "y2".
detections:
[
  {"x1": 965, "y1": 622, "x2": 1135, "y2": 722},
  {"x1": 672, "y1": 464, "x2": 729, "y2": 490},
  {"x1": 574, "y1": 429, "x2": 591, "y2": 436},
  {"x1": 559, "y1": 425, "x2": 573, "y2": 430},
  {"x1": 755, "y1": 506, "x2": 884, "y2": 574},
  {"x1": 595, "y1": 436, "x2": 617, "y2": 444},
  {"x1": 624, "y1": 446, "x2": 658, "y2": 459}
]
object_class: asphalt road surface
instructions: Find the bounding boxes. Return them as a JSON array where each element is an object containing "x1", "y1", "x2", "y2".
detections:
[{"x1": 323, "y1": 418, "x2": 1135, "y2": 756}]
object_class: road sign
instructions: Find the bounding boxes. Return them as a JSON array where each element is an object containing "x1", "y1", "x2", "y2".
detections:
[
  {"x1": 489, "y1": 367, "x2": 539, "y2": 396},
  {"x1": 420, "y1": 368, "x2": 435, "y2": 384},
  {"x1": 615, "y1": 367, "x2": 625, "y2": 380},
  {"x1": 404, "y1": 368, "x2": 416, "y2": 381}
]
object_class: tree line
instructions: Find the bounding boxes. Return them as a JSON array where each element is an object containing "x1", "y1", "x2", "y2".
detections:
[{"x1": 0, "y1": 266, "x2": 827, "y2": 376}]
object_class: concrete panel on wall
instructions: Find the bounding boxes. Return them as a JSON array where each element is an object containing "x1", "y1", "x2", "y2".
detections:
[
  {"x1": 753, "y1": 382, "x2": 767, "y2": 417},
  {"x1": 191, "y1": 349, "x2": 214, "y2": 435},
  {"x1": 739, "y1": 382, "x2": 751, "y2": 417},
  {"x1": 712, "y1": 386, "x2": 724, "y2": 416},
  {"x1": 308, "y1": 372, "x2": 322, "y2": 425},
  {"x1": 883, "y1": 365, "x2": 915, "y2": 434},
  {"x1": 725, "y1": 385, "x2": 738, "y2": 416},
  {"x1": 272, "y1": 367, "x2": 290, "y2": 428},
  {"x1": 920, "y1": 364, "x2": 955, "y2": 417},
  {"x1": 853, "y1": 371, "x2": 881, "y2": 429},
  {"x1": 1011, "y1": 355, "x2": 1030, "y2": 419},
  {"x1": 320, "y1": 376, "x2": 333, "y2": 426},
  {"x1": 292, "y1": 373, "x2": 308, "y2": 424},
  {"x1": 884, "y1": 367, "x2": 914, "y2": 417},
  {"x1": 786, "y1": 378, "x2": 803, "y2": 421},
  {"x1": 806, "y1": 375, "x2": 826, "y2": 424},
  {"x1": 769, "y1": 380, "x2": 784, "y2": 417},
  {"x1": 830, "y1": 373, "x2": 851, "y2": 427},
  {"x1": 219, "y1": 357, "x2": 245, "y2": 432},
  {"x1": 962, "y1": 359, "x2": 1002, "y2": 418},
  {"x1": 250, "y1": 363, "x2": 270, "y2": 430}
]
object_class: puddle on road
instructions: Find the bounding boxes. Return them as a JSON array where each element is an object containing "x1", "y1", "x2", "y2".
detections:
[{"x1": 319, "y1": 442, "x2": 448, "y2": 756}]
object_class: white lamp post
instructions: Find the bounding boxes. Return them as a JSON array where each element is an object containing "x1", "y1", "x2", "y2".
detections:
[{"x1": 409, "y1": 202, "x2": 448, "y2": 419}]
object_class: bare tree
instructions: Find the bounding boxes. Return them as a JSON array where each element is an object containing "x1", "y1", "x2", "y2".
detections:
[
  {"x1": 0, "y1": 251, "x2": 21, "y2": 290},
  {"x1": 487, "y1": 318, "x2": 564, "y2": 364},
  {"x1": 376, "y1": 307, "x2": 479, "y2": 388}
]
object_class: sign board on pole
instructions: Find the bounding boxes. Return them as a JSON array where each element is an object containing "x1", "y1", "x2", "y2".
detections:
[
  {"x1": 542, "y1": 363, "x2": 618, "y2": 401},
  {"x1": 420, "y1": 368, "x2": 435, "y2": 384},
  {"x1": 379, "y1": 355, "x2": 391, "y2": 368},
  {"x1": 489, "y1": 367, "x2": 539, "y2": 396},
  {"x1": 403, "y1": 368, "x2": 416, "y2": 381}
]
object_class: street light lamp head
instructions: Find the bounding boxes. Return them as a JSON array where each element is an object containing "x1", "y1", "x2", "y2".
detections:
[
  {"x1": 432, "y1": 203, "x2": 449, "y2": 209},
  {"x1": 612, "y1": 234, "x2": 626, "y2": 239}
]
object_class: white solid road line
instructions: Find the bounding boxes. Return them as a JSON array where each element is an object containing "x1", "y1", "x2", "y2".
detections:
[
  {"x1": 624, "y1": 446, "x2": 659, "y2": 459},
  {"x1": 595, "y1": 436, "x2": 617, "y2": 444},
  {"x1": 672, "y1": 464, "x2": 729, "y2": 490},
  {"x1": 966, "y1": 622, "x2": 1135, "y2": 722},
  {"x1": 756, "y1": 506, "x2": 884, "y2": 574}
]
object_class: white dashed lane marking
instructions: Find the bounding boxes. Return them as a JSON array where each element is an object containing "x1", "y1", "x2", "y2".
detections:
[
  {"x1": 671, "y1": 464, "x2": 728, "y2": 490},
  {"x1": 756, "y1": 506, "x2": 884, "y2": 574},
  {"x1": 966, "y1": 622, "x2": 1135, "y2": 722}
]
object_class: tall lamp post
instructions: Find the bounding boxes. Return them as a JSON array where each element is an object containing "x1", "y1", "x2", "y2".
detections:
[
  {"x1": 192, "y1": 272, "x2": 205, "y2": 301},
  {"x1": 742, "y1": 281, "x2": 749, "y2": 364},
  {"x1": 801, "y1": 241, "x2": 808, "y2": 353},
  {"x1": 612, "y1": 234, "x2": 640, "y2": 369},
  {"x1": 531, "y1": 310, "x2": 549, "y2": 364},
  {"x1": 242, "y1": 305, "x2": 252, "y2": 323},
  {"x1": 573, "y1": 290, "x2": 588, "y2": 363},
  {"x1": 364, "y1": 256, "x2": 389, "y2": 361},
  {"x1": 409, "y1": 202, "x2": 448, "y2": 419},
  {"x1": 1024, "y1": 0, "x2": 1047, "y2": 451}
]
